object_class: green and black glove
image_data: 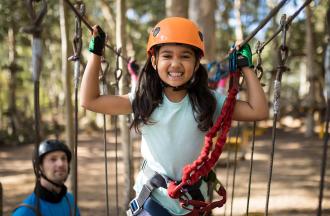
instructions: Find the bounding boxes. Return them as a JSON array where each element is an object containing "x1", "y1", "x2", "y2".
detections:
[
  {"x1": 237, "y1": 43, "x2": 253, "y2": 68},
  {"x1": 88, "y1": 26, "x2": 106, "y2": 56}
]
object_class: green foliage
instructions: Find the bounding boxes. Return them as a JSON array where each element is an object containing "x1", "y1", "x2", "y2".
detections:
[
  {"x1": 0, "y1": 0, "x2": 329, "y2": 145},
  {"x1": 126, "y1": 0, "x2": 166, "y2": 61}
]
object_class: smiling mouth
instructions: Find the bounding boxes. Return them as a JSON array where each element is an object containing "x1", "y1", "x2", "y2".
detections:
[{"x1": 168, "y1": 71, "x2": 183, "y2": 77}]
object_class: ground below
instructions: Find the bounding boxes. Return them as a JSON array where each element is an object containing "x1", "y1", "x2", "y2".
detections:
[{"x1": 1, "y1": 124, "x2": 329, "y2": 216}]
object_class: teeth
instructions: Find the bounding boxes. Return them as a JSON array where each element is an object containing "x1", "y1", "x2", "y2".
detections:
[{"x1": 168, "y1": 72, "x2": 183, "y2": 77}]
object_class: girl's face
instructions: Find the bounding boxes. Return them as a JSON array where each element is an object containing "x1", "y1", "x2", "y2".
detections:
[{"x1": 152, "y1": 44, "x2": 199, "y2": 88}]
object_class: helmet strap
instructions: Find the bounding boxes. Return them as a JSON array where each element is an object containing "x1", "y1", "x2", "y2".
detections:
[
  {"x1": 39, "y1": 168, "x2": 67, "y2": 188},
  {"x1": 161, "y1": 79, "x2": 192, "y2": 91}
]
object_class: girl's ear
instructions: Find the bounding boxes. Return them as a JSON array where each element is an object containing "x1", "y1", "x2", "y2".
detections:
[
  {"x1": 151, "y1": 55, "x2": 157, "y2": 70},
  {"x1": 194, "y1": 61, "x2": 200, "y2": 72}
]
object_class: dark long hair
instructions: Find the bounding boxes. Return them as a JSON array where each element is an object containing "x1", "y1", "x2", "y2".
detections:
[{"x1": 130, "y1": 48, "x2": 216, "y2": 133}]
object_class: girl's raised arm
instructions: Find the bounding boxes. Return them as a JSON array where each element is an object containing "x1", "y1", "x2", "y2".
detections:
[
  {"x1": 232, "y1": 66, "x2": 268, "y2": 121},
  {"x1": 80, "y1": 26, "x2": 132, "y2": 115}
]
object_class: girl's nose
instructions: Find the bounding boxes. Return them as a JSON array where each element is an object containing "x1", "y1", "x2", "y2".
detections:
[{"x1": 170, "y1": 58, "x2": 181, "y2": 68}]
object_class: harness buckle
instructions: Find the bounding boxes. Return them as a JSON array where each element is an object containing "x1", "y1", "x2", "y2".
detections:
[{"x1": 127, "y1": 198, "x2": 141, "y2": 216}]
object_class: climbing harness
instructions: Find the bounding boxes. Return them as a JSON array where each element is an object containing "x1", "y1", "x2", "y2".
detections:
[
  {"x1": 68, "y1": 1, "x2": 84, "y2": 216},
  {"x1": 127, "y1": 161, "x2": 169, "y2": 216},
  {"x1": 127, "y1": 161, "x2": 225, "y2": 216},
  {"x1": 21, "y1": 1, "x2": 47, "y2": 215}
]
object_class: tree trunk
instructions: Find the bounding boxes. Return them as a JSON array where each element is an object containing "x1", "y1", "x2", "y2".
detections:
[
  {"x1": 7, "y1": 27, "x2": 18, "y2": 143},
  {"x1": 116, "y1": 0, "x2": 134, "y2": 211},
  {"x1": 234, "y1": 0, "x2": 243, "y2": 41},
  {"x1": 59, "y1": 0, "x2": 74, "y2": 190},
  {"x1": 267, "y1": 3, "x2": 279, "y2": 110},
  {"x1": 189, "y1": 0, "x2": 216, "y2": 62},
  {"x1": 100, "y1": 0, "x2": 116, "y2": 40},
  {"x1": 305, "y1": 5, "x2": 317, "y2": 137},
  {"x1": 166, "y1": 0, "x2": 189, "y2": 17}
]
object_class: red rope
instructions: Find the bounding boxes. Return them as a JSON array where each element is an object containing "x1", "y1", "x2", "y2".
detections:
[{"x1": 168, "y1": 70, "x2": 240, "y2": 199}]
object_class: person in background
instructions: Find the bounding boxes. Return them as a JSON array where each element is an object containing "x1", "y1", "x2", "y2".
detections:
[{"x1": 12, "y1": 139, "x2": 80, "y2": 216}]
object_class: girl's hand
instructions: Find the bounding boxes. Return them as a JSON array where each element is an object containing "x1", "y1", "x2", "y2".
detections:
[
  {"x1": 229, "y1": 40, "x2": 253, "y2": 69},
  {"x1": 237, "y1": 43, "x2": 253, "y2": 68},
  {"x1": 88, "y1": 25, "x2": 106, "y2": 56}
]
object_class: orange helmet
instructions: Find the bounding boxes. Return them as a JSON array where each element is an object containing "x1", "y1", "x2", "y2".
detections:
[{"x1": 147, "y1": 17, "x2": 205, "y2": 56}]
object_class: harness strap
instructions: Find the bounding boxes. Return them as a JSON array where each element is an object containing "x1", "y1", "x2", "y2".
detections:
[
  {"x1": 127, "y1": 163, "x2": 166, "y2": 216},
  {"x1": 13, "y1": 203, "x2": 41, "y2": 215},
  {"x1": 128, "y1": 161, "x2": 225, "y2": 216},
  {"x1": 64, "y1": 195, "x2": 73, "y2": 216}
]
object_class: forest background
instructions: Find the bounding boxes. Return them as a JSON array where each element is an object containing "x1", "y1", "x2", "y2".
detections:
[{"x1": 0, "y1": 0, "x2": 329, "y2": 215}]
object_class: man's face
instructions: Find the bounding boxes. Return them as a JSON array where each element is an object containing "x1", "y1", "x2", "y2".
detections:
[{"x1": 40, "y1": 151, "x2": 69, "y2": 184}]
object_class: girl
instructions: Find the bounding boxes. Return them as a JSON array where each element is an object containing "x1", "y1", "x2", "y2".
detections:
[{"x1": 80, "y1": 17, "x2": 268, "y2": 216}]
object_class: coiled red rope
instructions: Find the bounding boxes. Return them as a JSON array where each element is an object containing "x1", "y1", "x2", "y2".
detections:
[{"x1": 167, "y1": 70, "x2": 240, "y2": 200}]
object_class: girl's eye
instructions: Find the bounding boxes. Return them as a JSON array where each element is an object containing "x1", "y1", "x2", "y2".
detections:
[
  {"x1": 182, "y1": 55, "x2": 192, "y2": 59},
  {"x1": 161, "y1": 55, "x2": 171, "y2": 58}
]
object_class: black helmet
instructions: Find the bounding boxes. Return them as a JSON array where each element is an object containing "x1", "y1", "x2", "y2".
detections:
[
  {"x1": 32, "y1": 139, "x2": 72, "y2": 187},
  {"x1": 38, "y1": 139, "x2": 72, "y2": 163}
]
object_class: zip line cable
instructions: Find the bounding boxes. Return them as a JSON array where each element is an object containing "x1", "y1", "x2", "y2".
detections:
[
  {"x1": 63, "y1": 0, "x2": 130, "y2": 63},
  {"x1": 219, "y1": 0, "x2": 289, "y2": 63},
  {"x1": 68, "y1": 1, "x2": 85, "y2": 216},
  {"x1": 256, "y1": 0, "x2": 314, "y2": 53}
]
